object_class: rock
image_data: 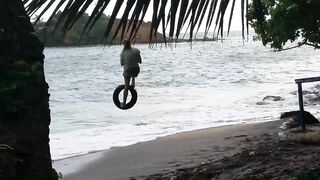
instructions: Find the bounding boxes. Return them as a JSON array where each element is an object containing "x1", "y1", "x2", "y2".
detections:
[
  {"x1": 291, "y1": 90, "x2": 314, "y2": 96},
  {"x1": 257, "y1": 95, "x2": 284, "y2": 105},
  {"x1": 308, "y1": 95, "x2": 320, "y2": 103},
  {"x1": 313, "y1": 84, "x2": 320, "y2": 90},
  {"x1": 262, "y1": 95, "x2": 284, "y2": 101},
  {"x1": 280, "y1": 111, "x2": 319, "y2": 130},
  {"x1": 256, "y1": 101, "x2": 268, "y2": 105}
]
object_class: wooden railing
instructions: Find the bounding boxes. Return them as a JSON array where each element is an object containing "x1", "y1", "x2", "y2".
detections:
[{"x1": 295, "y1": 76, "x2": 320, "y2": 130}]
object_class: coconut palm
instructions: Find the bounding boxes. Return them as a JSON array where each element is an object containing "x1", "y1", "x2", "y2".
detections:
[{"x1": 0, "y1": 0, "x2": 264, "y2": 179}]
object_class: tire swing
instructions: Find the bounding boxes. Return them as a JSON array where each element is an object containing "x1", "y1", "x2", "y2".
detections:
[{"x1": 113, "y1": 85, "x2": 138, "y2": 110}]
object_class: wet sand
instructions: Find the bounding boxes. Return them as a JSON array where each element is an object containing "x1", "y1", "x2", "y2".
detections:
[{"x1": 53, "y1": 120, "x2": 320, "y2": 180}]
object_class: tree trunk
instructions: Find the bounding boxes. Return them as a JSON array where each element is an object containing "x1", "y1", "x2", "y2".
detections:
[{"x1": 0, "y1": 0, "x2": 57, "y2": 179}]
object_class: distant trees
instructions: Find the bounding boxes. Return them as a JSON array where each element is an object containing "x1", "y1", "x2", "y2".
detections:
[
  {"x1": 248, "y1": 0, "x2": 320, "y2": 50},
  {"x1": 34, "y1": 12, "x2": 112, "y2": 46}
]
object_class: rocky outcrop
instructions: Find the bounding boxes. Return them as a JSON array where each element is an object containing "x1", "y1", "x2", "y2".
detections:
[
  {"x1": 110, "y1": 19, "x2": 163, "y2": 44},
  {"x1": 280, "y1": 110, "x2": 319, "y2": 130}
]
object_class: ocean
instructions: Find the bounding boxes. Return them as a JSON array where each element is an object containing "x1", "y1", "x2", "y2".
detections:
[{"x1": 44, "y1": 37, "x2": 320, "y2": 160}]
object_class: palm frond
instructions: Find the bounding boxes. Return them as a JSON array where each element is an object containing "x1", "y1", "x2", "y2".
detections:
[
  {"x1": 175, "y1": 0, "x2": 189, "y2": 39},
  {"x1": 126, "y1": 0, "x2": 149, "y2": 41},
  {"x1": 130, "y1": 0, "x2": 151, "y2": 41},
  {"x1": 111, "y1": 0, "x2": 136, "y2": 42},
  {"x1": 103, "y1": 0, "x2": 125, "y2": 42},
  {"x1": 149, "y1": 0, "x2": 160, "y2": 41},
  {"x1": 168, "y1": 0, "x2": 180, "y2": 38},
  {"x1": 246, "y1": 0, "x2": 249, "y2": 40},
  {"x1": 195, "y1": 0, "x2": 210, "y2": 37},
  {"x1": 227, "y1": 0, "x2": 236, "y2": 36},
  {"x1": 241, "y1": 0, "x2": 245, "y2": 39},
  {"x1": 83, "y1": 0, "x2": 110, "y2": 34},
  {"x1": 25, "y1": 0, "x2": 265, "y2": 44},
  {"x1": 217, "y1": 0, "x2": 230, "y2": 38},
  {"x1": 204, "y1": 0, "x2": 218, "y2": 37}
]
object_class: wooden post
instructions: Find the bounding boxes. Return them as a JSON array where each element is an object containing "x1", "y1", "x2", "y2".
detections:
[{"x1": 297, "y1": 82, "x2": 305, "y2": 131}]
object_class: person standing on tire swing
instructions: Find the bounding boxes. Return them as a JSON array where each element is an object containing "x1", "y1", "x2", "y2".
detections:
[{"x1": 120, "y1": 39, "x2": 142, "y2": 108}]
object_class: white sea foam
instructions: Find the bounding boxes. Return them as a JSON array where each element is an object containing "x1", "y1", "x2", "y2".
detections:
[{"x1": 44, "y1": 37, "x2": 320, "y2": 160}]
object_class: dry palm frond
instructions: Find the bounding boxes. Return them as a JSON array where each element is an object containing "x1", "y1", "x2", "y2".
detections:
[{"x1": 24, "y1": 0, "x2": 265, "y2": 44}]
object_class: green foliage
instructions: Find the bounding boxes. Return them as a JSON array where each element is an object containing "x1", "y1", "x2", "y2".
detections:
[
  {"x1": 248, "y1": 0, "x2": 320, "y2": 50},
  {"x1": 34, "y1": 12, "x2": 111, "y2": 47}
]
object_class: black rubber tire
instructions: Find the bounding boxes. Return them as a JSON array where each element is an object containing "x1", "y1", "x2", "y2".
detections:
[{"x1": 113, "y1": 85, "x2": 138, "y2": 110}]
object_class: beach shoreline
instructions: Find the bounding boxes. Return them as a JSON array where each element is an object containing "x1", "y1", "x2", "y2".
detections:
[{"x1": 52, "y1": 120, "x2": 320, "y2": 180}]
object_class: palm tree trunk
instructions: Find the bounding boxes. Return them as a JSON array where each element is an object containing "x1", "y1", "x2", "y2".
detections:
[{"x1": 0, "y1": 0, "x2": 57, "y2": 179}]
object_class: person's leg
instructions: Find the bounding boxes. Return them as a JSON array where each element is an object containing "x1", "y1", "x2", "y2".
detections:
[
  {"x1": 122, "y1": 77, "x2": 130, "y2": 107},
  {"x1": 131, "y1": 66, "x2": 139, "y2": 87},
  {"x1": 131, "y1": 77, "x2": 135, "y2": 87}
]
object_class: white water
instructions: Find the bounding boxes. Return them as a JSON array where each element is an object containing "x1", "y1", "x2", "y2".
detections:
[{"x1": 44, "y1": 37, "x2": 320, "y2": 160}]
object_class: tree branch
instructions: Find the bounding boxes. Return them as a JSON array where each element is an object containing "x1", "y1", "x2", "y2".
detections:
[
  {"x1": 305, "y1": 42, "x2": 320, "y2": 49},
  {"x1": 276, "y1": 40, "x2": 319, "y2": 51},
  {"x1": 276, "y1": 41, "x2": 306, "y2": 51}
]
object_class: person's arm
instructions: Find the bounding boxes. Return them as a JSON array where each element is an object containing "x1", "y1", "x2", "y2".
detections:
[
  {"x1": 120, "y1": 58, "x2": 124, "y2": 66},
  {"x1": 120, "y1": 51, "x2": 124, "y2": 66},
  {"x1": 137, "y1": 50, "x2": 142, "y2": 64}
]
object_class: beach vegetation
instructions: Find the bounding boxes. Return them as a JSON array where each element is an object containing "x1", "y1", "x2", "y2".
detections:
[{"x1": 248, "y1": 0, "x2": 320, "y2": 50}]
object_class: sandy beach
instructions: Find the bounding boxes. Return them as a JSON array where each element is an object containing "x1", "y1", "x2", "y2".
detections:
[{"x1": 51, "y1": 120, "x2": 320, "y2": 180}]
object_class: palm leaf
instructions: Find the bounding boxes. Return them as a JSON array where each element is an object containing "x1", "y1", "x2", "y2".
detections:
[
  {"x1": 111, "y1": 0, "x2": 136, "y2": 42},
  {"x1": 218, "y1": 0, "x2": 231, "y2": 38},
  {"x1": 103, "y1": 0, "x2": 125, "y2": 42},
  {"x1": 24, "y1": 0, "x2": 265, "y2": 43},
  {"x1": 241, "y1": 0, "x2": 245, "y2": 39},
  {"x1": 30, "y1": 0, "x2": 56, "y2": 23},
  {"x1": 52, "y1": 0, "x2": 74, "y2": 32},
  {"x1": 149, "y1": 0, "x2": 160, "y2": 42},
  {"x1": 175, "y1": 0, "x2": 189, "y2": 39},
  {"x1": 246, "y1": 0, "x2": 249, "y2": 40},
  {"x1": 195, "y1": 0, "x2": 210, "y2": 37},
  {"x1": 182, "y1": 0, "x2": 200, "y2": 40},
  {"x1": 204, "y1": 0, "x2": 218, "y2": 37},
  {"x1": 126, "y1": 0, "x2": 145, "y2": 40},
  {"x1": 62, "y1": 0, "x2": 87, "y2": 31},
  {"x1": 193, "y1": 0, "x2": 206, "y2": 35},
  {"x1": 66, "y1": 0, "x2": 95, "y2": 31},
  {"x1": 227, "y1": 0, "x2": 236, "y2": 36},
  {"x1": 155, "y1": 0, "x2": 168, "y2": 43},
  {"x1": 130, "y1": 0, "x2": 151, "y2": 41},
  {"x1": 168, "y1": 0, "x2": 180, "y2": 38},
  {"x1": 82, "y1": 0, "x2": 107, "y2": 34}
]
